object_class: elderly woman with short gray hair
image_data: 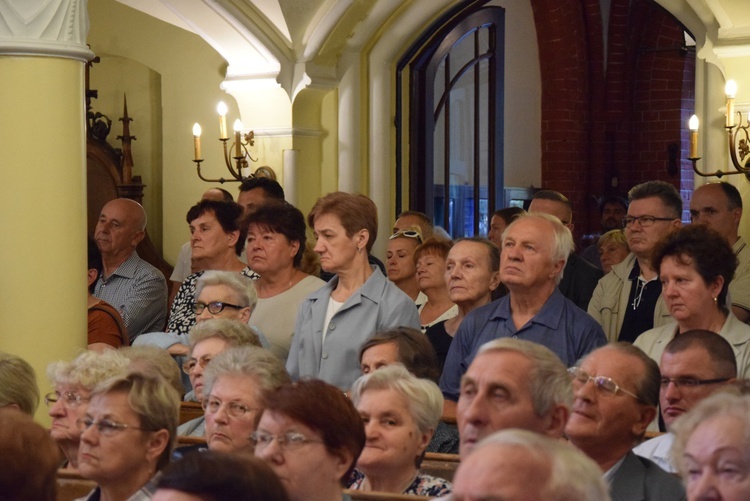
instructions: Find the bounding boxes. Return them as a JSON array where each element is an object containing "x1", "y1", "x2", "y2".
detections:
[
  {"x1": 177, "y1": 319, "x2": 262, "y2": 436},
  {"x1": 202, "y1": 346, "x2": 290, "y2": 453},
  {"x1": 347, "y1": 364, "x2": 451, "y2": 496},
  {"x1": 47, "y1": 350, "x2": 130, "y2": 469}
]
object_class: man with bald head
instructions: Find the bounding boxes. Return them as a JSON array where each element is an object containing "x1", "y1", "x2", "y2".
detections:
[
  {"x1": 690, "y1": 182, "x2": 750, "y2": 322},
  {"x1": 94, "y1": 198, "x2": 168, "y2": 341}
]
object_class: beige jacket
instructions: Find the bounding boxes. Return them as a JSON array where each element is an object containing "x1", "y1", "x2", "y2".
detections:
[{"x1": 587, "y1": 253, "x2": 671, "y2": 342}]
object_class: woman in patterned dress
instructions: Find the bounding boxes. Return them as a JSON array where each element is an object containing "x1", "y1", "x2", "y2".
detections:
[{"x1": 347, "y1": 364, "x2": 452, "y2": 496}]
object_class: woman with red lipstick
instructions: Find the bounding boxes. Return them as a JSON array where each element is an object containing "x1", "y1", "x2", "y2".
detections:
[{"x1": 635, "y1": 225, "x2": 750, "y2": 377}]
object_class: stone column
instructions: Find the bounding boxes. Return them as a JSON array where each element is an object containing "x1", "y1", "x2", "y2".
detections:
[{"x1": 0, "y1": 0, "x2": 93, "y2": 423}]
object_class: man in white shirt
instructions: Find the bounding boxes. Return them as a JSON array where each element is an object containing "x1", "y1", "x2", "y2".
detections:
[{"x1": 633, "y1": 330, "x2": 736, "y2": 472}]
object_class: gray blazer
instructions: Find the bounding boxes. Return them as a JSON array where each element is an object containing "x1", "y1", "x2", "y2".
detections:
[
  {"x1": 286, "y1": 267, "x2": 420, "y2": 390},
  {"x1": 610, "y1": 452, "x2": 686, "y2": 501}
]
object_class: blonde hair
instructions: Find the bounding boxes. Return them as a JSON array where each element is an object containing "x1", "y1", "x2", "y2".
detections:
[
  {"x1": 188, "y1": 319, "x2": 262, "y2": 350},
  {"x1": 0, "y1": 352, "x2": 39, "y2": 415},
  {"x1": 47, "y1": 350, "x2": 130, "y2": 390}
]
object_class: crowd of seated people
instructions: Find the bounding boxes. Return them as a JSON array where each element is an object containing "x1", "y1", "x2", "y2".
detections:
[{"x1": 12, "y1": 178, "x2": 750, "y2": 501}]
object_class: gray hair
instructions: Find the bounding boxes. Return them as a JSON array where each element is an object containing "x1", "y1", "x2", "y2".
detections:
[
  {"x1": 47, "y1": 350, "x2": 130, "y2": 391},
  {"x1": 350, "y1": 364, "x2": 443, "y2": 436},
  {"x1": 628, "y1": 180, "x2": 682, "y2": 219},
  {"x1": 466, "y1": 429, "x2": 611, "y2": 501},
  {"x1": 0, "y1": 352, "x2": 39, "y2": 415},
  {"x1": 203, "y1": 346, "x2": 290, "y2": 404},
  {"x1": 188, "y1": 319, "x2": 262, "y2": 351},
  {"x1": 672, "y1": 392, "x2": 750, "y2": 480},
  {"x1": 477, "y1": 338, "x2": 573, "y2": 416},
  {"x1": 502, "y1": 213, "x2": 574, "y2": 285},
  {"x1": 195, "y1": 271, "x2": 257, "y2": 310},
  {"x1": 119, "y1": 345, "x2": 185, "y2": 397}
]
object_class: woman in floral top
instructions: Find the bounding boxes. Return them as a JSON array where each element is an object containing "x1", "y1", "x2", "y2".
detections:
[{"x1": 347, "y1": 365, "x2": 452, "y2": 496}]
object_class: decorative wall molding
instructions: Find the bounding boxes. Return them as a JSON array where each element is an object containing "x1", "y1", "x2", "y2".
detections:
[{"x1": 0, "y1": 0, "x2": 93, "y2": 61}]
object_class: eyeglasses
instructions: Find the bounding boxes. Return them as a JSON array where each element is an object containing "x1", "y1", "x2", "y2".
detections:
[
  {"x1": 568, "y1": 367, "x2": 641, "y2": 401},
  {"x1": 390, "y1": 229, "x2": 423, "y2": 243},
  {"x1": 660, "y1": 377, "x2": 730, "y2": 389},
  {"x1": 202, "y1": 397, "x2": 258, "y2": 418},
  {"x1": 76, "y1": 417, "x2": 148, "y2": 436},
  {"x1": 192, "y1": 301, "x2": 244, "y2": 315},
  {"x1": 622, "y1": 215, "x2": 676, "y2": 228},
  {"x1": 250, "y1": 431, "x2": 323, "y2": 451},
  {"x1": 45, "y1": 391, "x2": 90, "y2": 408},
  {"x1": 182, "y1": 355, "x2": 212, "y2": 374}
]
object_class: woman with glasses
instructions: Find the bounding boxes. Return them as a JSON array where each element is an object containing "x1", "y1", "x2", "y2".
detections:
[
  {"x1": 76, "y1": 372, "x2": 179, "y2": 501},
  {"x1": 201, "y1": 346, "x2": 289, "y2": 453},
  {"x1": 144, "y1": 201, "x2": 258, "y2": 356},
  {"x1": 413, "y1": 238, "x2": 457, "y2": 331},
  {"x1": 46, "y1": 350, "x2": 130, "y2": 469},
  {"x1": 244, "y1": 200, "x2": 325, "y2": 361},
  {"x1": 386, "y1": 227, "x2": 426, "y2": 304},
  {"x1": 634, "y1": 225, "x2": 750, "y2": 377},
  {"x1": 254, "y1": 379, "x2": 365, "y2": 501},
  {"x1": 287, "y1": 192, "x2": 420, "y2": 390},
  {"x1": 0, "y1": 351, "x2": 39, "y2": 416},
  {"x1": 177, "y1": 319, "x2": 262, "y2": 437},
  {"x1": 347, "y1": 365, "x2": 451, "y2": 496}
]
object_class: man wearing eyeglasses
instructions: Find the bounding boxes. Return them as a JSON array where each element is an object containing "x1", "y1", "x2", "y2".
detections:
[
  {"x1": 565, "y1": 343, "x2": 686, "y2": 500},
  {"x1": 633, "y1": 330, "x2": 736, "y2": 472},
  {"x1": 588, "y1": 181, "x2": 682, "y2": 342},
  {"x1": 690, "y1": 182, "x2": 750, "y2": 323}
]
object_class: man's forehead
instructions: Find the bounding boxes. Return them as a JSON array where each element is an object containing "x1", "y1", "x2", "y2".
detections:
[
  {"x1": 660, "y1": 346, "x2": 715, "y2": 375},
  {"x1": 691, "y1": 184, "x2": 728, "y2": 208},
  {"x1": 467, "y1": 350, "x2": 533, "y2": 380}
]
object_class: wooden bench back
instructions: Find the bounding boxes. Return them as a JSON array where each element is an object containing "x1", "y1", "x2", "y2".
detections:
[
  {"x1": 345, "y1": 490, "x2": 425, "y2": 500},
  {"x1": 57, "y1": 469, "x2": 96, "y2": 501},
  {"x1": 179, "y1": 401, "x2": 203, "y2": 425}
]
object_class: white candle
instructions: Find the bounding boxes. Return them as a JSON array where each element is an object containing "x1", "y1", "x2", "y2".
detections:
[
  {"x1": 192, "y1": 123, "x2": 202, "y2": 160},
  {"x1": 234, "y1": 119, "x2": 243, "y2": 158},
  {"x1": 217, "y1": 102, "x2": 228, "y2": 139},
  {"x1": 688, "y1": 115, "x2": 699, "y2": 158},
  {"x1": 726, "y1": 80, "x2": 737, "y2": 127}
]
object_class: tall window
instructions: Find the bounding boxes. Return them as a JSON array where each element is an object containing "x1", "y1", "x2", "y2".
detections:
[{"x1": 397, "y1": 5, "x2": 505, "y2": 238}]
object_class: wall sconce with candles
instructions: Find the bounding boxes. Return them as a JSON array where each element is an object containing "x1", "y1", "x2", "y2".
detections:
[
  {"x1": 689, "y1": 79, "x2": 750, "y2": 180},
  {"x1": 191, "y1": 101, "x2": 260, "y2": 183}
]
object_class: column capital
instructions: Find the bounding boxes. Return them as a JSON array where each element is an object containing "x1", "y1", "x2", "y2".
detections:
[{"x1": 0, "y1": 0, "x2": 94, "y2": 62}]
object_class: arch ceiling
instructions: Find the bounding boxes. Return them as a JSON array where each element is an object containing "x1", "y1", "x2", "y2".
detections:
[{"x1": 116, "y1": 0, "x2": 749, "y2": 95}]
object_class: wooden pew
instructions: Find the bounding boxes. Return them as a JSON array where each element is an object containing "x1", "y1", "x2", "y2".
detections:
[
  {"x1": 179, "y1": 401, "x2": 203, "y2": 425},
  {"x1": 177, "y1": 435, "x2": 207, "y2": 447},
  {"x1": 345, "y1": 490, "x2": 425, "y2": 500},
  {"x1": 57, "y1": 469, "x2": 96, "y2": 501},
  {"x1": 421, "y1": 452, "x2": 460, "y2": 482}
]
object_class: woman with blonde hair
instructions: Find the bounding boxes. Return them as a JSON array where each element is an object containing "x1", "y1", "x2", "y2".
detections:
[
  {"x1": 0, "y1": 351, "x2": 39, "y2": 415},
  {"x1": 46, "y1": 350, "x2": 130, "y2": 468}
]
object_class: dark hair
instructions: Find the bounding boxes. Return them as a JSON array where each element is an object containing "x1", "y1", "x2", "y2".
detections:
[
  {"x1": 532, "y1": 190, "x2": 571, "y2": 209},
  {"x1": 243, "y1": 200, "x2": 307, "y2": 268},
  {"x1": 628, "y1": 181, "x2": 682, "y2": 219},
  {"x1": 413, "y1": 237, "x2": 453, "y2": 264},
  {"x1": 491, "y1": 207, "x2": 526, "y2": 226},
  {"x1": 0, "y1": 409, "x2": 61, "y2": 501},
  {"x1": 715, "y1": 182, "x2": 743, "y2": 210},
  {"x1": 603, "y1": 343, "x2": 661, "y2": 408},
  {"x1": 359, "y1": 327, "x2": 441, "y2": 383},
  {"x1": 157, "y1": 451, "x2": 290, "y2": 501},
  {"x1": 263, "y1": 380, "x2": 365, "y2": 484},
  {"x1": 664, "y1": 330, "x2": 737, "y2": 379},
  {"x1": 87, "y1": 236, "x2": 103, "y2": 294},
  {"x1": 308, "y1": 192, "x2": 378, "y2": 254},
  {"x1": 186, "y1": 200, "x2": 246, "y2": 256},
  {"x1": 599, "y1": 196, "x2": 628, "y2": 214},
  {"x1": 239, "y1": 177, "x2": 285, "y2": 200},
  {"x1": 652, "y1": 225, "x2": 737, "y2": 311},
  {"x1": 453, "y1": 236, "x2": 500, "y2": 272}
]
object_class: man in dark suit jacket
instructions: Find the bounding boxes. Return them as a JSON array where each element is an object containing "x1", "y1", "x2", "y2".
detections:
[
  {"x1": 565, "y1": 343, "x2": 686, "y2": 501},
  {"x1": 528, "y1": 190, "x2": 603, "y2": 310}
]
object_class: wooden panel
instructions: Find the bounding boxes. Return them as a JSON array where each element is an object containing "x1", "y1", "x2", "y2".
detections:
[{"x1": 179, "y1": 401, "x2": 204, "y2": 425}]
